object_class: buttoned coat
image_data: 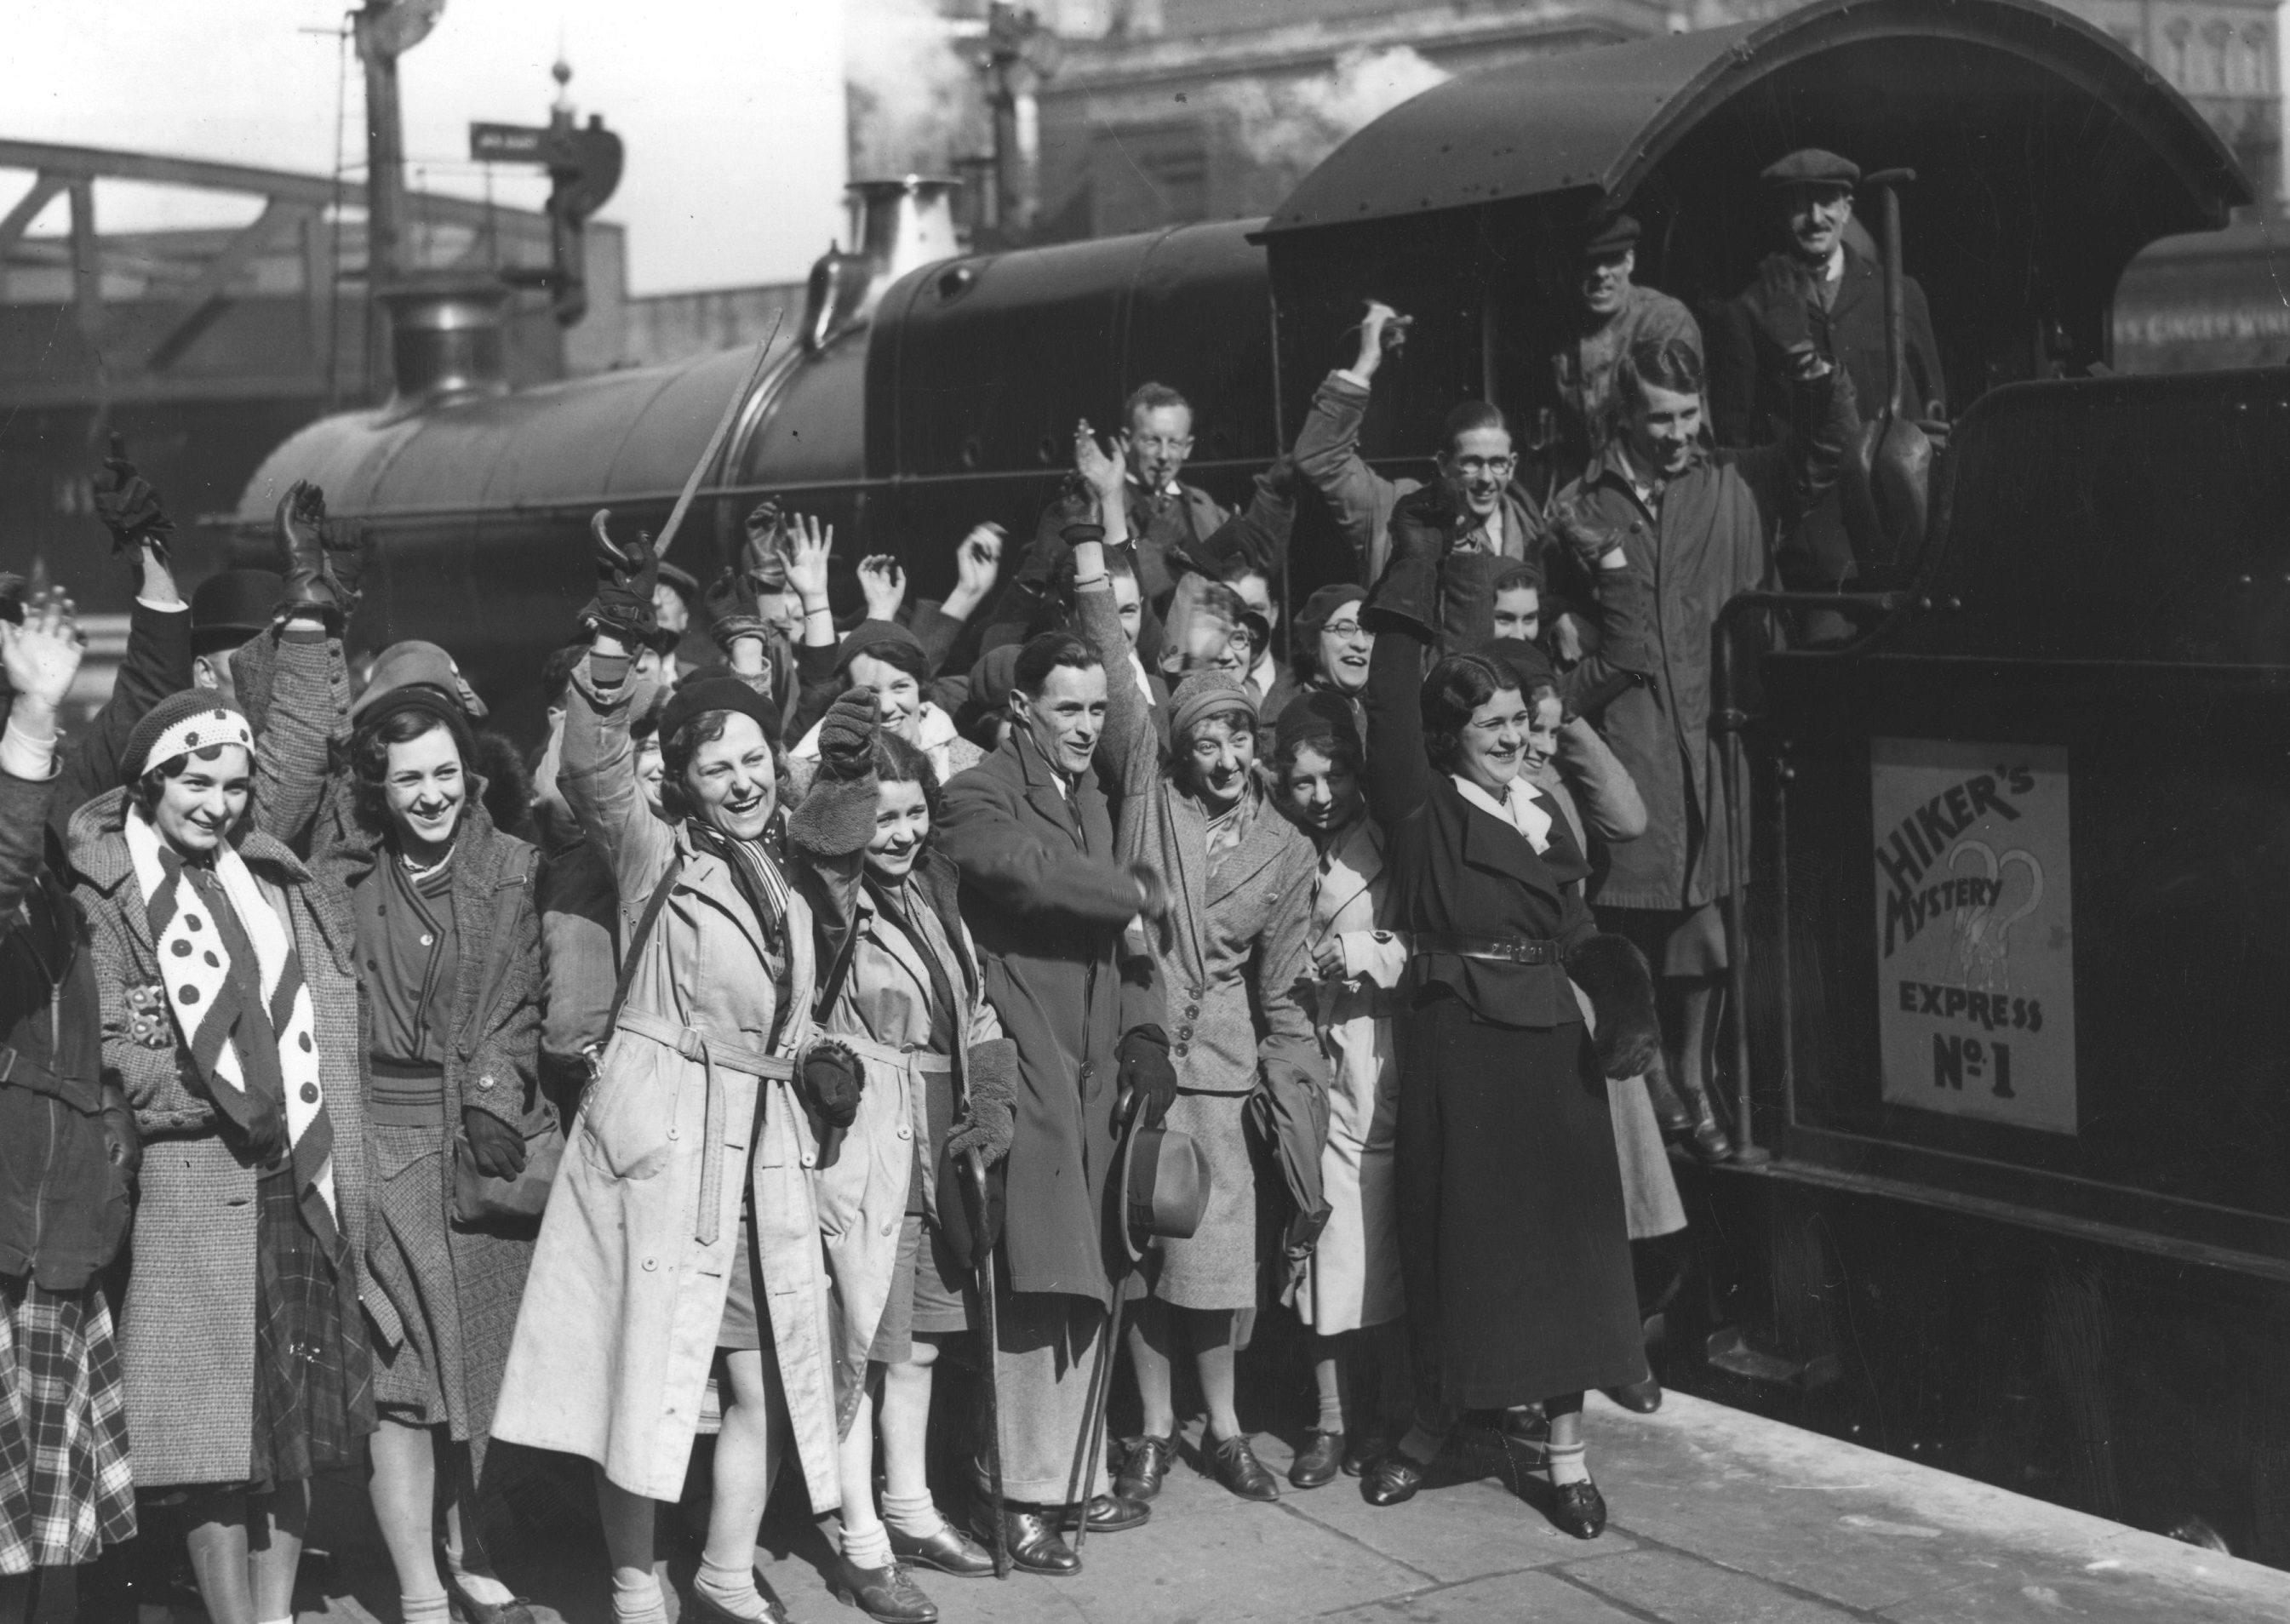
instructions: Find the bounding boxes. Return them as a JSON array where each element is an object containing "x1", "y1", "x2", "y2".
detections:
[
  {"x1": 936, "y1": 727, "x2": 1164, "y2": 1305},
  {"x1": 1076, "y1": 581, "x2": 1322, "y2": 1102},
  {"x1": 1549, "y1": 371, "x2": 1851, "y2": 910},
  {"x1": 489, "y1": 666, "x2": 839, "y2": 1510},
  {"x1": 309, "y1": 796, "x2": 549, "y2": 1446}
]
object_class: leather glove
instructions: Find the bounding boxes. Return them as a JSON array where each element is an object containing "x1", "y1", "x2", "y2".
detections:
[
  {"x1": 943, "y1": 1036, "x2": 1018, "y2": 1168},
  {"x1": 462, "y1": 1107, "x2": 530, "y2": 1180},
  {"x1": 1116, "y1": 1024, "x2": 1178, "y2": 1128},
  {"x1": 93, "y1": 438, "x2": 175, "y2": 563},
  {"x1": 1387, "y1": 485, "x2": 1454, "y2": 563},
  {"x1": 702, "y1": 560, "x2": 768, "y2": 650},
  {"x1": 816, "y1": 688, "x2": 879, "y2": 781},
  {"x1": 800, "y1": 1038, "x2": 864, "y2": 1131},
  {"x1": 320, "y1": 511, "x2": 373, "y2": 621},
  {"x1": 1566, "y1": 933, "x2": 1663, "y2": 1081},
  {"x1": 100, "y1": 1084, "x2": 141, "y2": 1180},
  {"x1": 273, "y1": 481, "x2": 348, "y2": 626},
  {"x1": 222, "y1": 1095, "x2": 289, "y2": 1169},
  {"x1": 580, "y1": 509, "x2": 660, "y2": 645},
  {"x1": 1549, "y1": 500, "x2": 1625, "y2": 574}
]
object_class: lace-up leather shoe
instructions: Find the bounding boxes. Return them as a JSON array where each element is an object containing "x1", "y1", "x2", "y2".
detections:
[
  {"x1": 1054, "y1": 1494, "x2": 1149, "y2": 1534},
  {"x1": 886, "y1": 1522, "x2": 994, "y2": 1577},
  {"x1": 1552, "y1": 1478, "x2": 1608, "y2": 1539},
  {"x1": 1362, "y1": 1452, "x2": 1424, "y2": 1507},
  {"x1": 1290, "y1": 1430, "x2": 1343, "y2": 1489},
  {"x1": 1210, "y1": 1433, "x2": 1279, "y2": 1501},
  {"x1": 966, "y1": 1505, "x2": 1076, "y2": 1576},
  {"x1": 1605, "y1": 1375, "x2": 1662, "y2": 1413},
  {"x1": 831, "y1": 1556, "x2": 936, "y2": 1622},
  {"x1": 1114, "y1": 1434, "x2": 1176, "y2": 1501}
]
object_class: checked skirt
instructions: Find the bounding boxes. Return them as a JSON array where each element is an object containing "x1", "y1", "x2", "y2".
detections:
[{"x1": 0, "y1": 1276, "x2": 135, "y2": 1574}]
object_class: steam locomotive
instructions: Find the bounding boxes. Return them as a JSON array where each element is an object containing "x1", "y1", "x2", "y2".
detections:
[{"x1": 231, "y1": 0, "x2": 2290, "y2": 1564}]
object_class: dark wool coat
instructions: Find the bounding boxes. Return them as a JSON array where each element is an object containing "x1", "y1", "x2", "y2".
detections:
[
  {"x1": 72, "y1": 790, "x2": 379, "y2": 1487},
  {"x1": 1709, "y1": 246, "x2": 1947, "y2": 449},
  {"x1": 309, "y1": 795, "x2": 548, "y2": 1446},
  {"x1": 937, "y1": 729, "x2": 1165, "y2": 1304}
]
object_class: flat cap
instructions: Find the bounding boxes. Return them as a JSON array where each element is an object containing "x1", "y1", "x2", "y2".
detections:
[
  {"x1": 1760, "y1": 148, "x2": 1859, "y2": 190},
  {"x1": 1578, "y1": 211, "x2": 1640, "y2": 256}
]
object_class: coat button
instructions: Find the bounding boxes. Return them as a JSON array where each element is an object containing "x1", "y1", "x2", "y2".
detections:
[
  {"x1": 1176, "y1": 1026, "x2": 1193, "y2": 1041},
  {"x1": 300, "y1": 1084, "x2": 318, "y2": 1104},
  {"x1": 667, "y1": 1128, "x2": 679, "y2": 1141},
  {"x1": 881, "y1": 1221, "x2": 895, "y2": 1236},
  {"x1": 1184, "y1": 1004, "x2": 1199, "y2": 1019},
  {"x1": 1174, "y1": 1043, "x2": 1189, "y2": 1057},
  {"x1": 801, "y1": 1153, "x2": 815, "y2": 1169},
  {"x1": 420, "y1": 933, "x2": 433, "y2": 947},
  {"x1": 896, "y1": 1125, "x2": 911, "y2": 1141},
  {"x1": 642, "y1": 1257, "x2": 657, "y2": 1271},
  {"x1": 478, "y1": 1074, "x2": 495, "y2": 1089}
]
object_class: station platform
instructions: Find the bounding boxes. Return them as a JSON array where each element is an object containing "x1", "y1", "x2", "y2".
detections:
[{"x1": 292, "y1": 1391, "x2": 2290, "y2": 1624}]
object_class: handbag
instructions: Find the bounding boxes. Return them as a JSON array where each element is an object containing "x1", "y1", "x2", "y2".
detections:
[{"x1": 451, "y1": 1117, "x2": 566, "y2": 1224}]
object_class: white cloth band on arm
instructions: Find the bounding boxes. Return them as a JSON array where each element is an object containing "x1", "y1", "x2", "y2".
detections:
[{"x1": 0, "y1": 718, "x2": 57, "y2": 782}]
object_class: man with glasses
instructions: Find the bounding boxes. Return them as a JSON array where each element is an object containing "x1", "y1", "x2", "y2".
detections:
[
  {"x1": 1003, "y1": 381, "x2": 1230, "y2": 628},
  {"x1": 1293, "y1": 300, "x2": 1543, "y2": 586}
]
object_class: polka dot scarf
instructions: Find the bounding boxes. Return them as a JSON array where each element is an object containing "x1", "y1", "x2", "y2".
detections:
[{"x1": 124, "y1": 805, "x2": 336, "y2": 1246}]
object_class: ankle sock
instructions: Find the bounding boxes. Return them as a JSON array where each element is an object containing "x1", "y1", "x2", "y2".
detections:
[
  {"x1": 610, "y1": 1569, "x2": 669, "y2": 1624},
  {"x1": 400, "y1": 1594, "x2": 451, "y2": 1624},
  {"x1": 1547, "y1": 1439, "x2": 1591, "y2": 1487},
  {"x1": 1315, "y1": 1397, "x2": 1346, "y2": 1435},
  {"x1": 839, "y1": 1521, "x2": 893, "y2": 1571},
  {"x1": 879, "y1": 1490, "x2": 943, "y2": 1541},
  {"x1": 692, "y1": 1556, "x2": 768, "y2": 1621}
]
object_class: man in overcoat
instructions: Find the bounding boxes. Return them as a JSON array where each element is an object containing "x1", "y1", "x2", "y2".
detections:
[{"x1": 936, "y1": 630, "x2": 1175, "y2": 1575}]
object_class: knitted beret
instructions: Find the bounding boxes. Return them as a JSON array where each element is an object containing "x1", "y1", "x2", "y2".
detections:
[
  {"x1": 1168, "y1": 672, "x2": 1257, "y2": 741},
  {"x1": 123, "y1": 689, "x2": 255, "y2": 782}
]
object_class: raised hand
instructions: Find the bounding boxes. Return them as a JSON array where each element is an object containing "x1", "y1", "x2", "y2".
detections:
[
  {"x1": 782, "y1": 514, "x2": 834, "y2": 614},
  {"x1": 816, "y1": 688, "x2": 879, "y2": 781},
  {"x1": 953, "y1": 523, "x2": 1002, "y2": 599},
  {"x1": 856, "y1": 553, "x2": 907, "y2": 622},
  {"x1": 581, "y1": 508, "x2": 660, "y2": 646},
  {"x1": 1350, "y1": 300, "x2": 1411, "y2": 381},
  {"x1": 274, "y1": 480, "x2": 348, "y2": 626},
  {"x1": 0, "y1": 589, "x2": 85, "y2": 719},
  {"x1": 1073, "y1": 419, "x2": 1125, "y2": 505},
  {"x1": 92, "y1": 437, "x2": 175, "y2": 563},
  {"x1": 1755, "y1": 256, "x2": 1816, "y2": 363}
]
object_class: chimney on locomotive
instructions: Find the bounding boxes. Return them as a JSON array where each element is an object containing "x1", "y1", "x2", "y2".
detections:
[
  {"x1": 804, "y1": 177, "x2": 961, "y2": 352},
  {"x1": 376, "y1": 277, "x2": 513, "y2": 418}
]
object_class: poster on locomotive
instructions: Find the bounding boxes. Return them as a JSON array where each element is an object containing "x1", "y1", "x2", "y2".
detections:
[{"x1": 1870, "y1": 738, "x2": 2076, "y2": 1134}]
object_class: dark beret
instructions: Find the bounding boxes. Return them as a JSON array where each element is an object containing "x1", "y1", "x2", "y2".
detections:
[
  {"x1": 1294, "y1": 583, "x2": 1365, "y2": 636},
  {"x1": 832, "y1": 618, "x2": 931, "y2": 679},
  {"x1": 1759, "y1": 148, "x2": 1860, "y2": 190},
  {"x1": 1274, "y1": 689, "x2": 1361, "y2": 759},
  {"x1": 1477, "y1": 635, "x2": 1558, "y2": 698},
  {"x1": 659, "y1": 674, "x2": 781, "y2": 755},
  {"x1": 1579, "y1": 211, "x2": 1640, "y2": 256}
]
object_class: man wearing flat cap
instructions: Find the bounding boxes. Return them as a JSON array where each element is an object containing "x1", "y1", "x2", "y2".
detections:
[{"x1": 1540, "y1": 211, "x2": 1703, "y2": 472}]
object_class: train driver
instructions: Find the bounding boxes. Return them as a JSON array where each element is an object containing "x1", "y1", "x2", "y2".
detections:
[{"x1": 1538, "y1": 212, "x2": 1704, "y2": 473}]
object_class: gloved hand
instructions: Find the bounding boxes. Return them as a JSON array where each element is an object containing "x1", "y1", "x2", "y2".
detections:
[
  {"x1": 580, "y1": 508, "x2": 660, "y2": 646},
  {"x1": 100, "y1": 1085, "x2": 141, "y2": 1180},
  {"x1": 701, "y1": 560, "x2": 767, "y2": 651},
  {"x1": 1387, "y1": 485, "x2": 1455, "y2": 562},
  {"x1": 1565, "y1": 933, "x2": 1663, "y2": 1081},
  {"x1": 273, "y1": 481, "x2": 348, "y2": 626},
  {"x1": 223, "y1": 1095, "x2": 289, "y2": 1169},
  {"x1": 1549, "y1": 500, "x2": 1626, "y2": 574},
  {"x1": 1755, "y1": 255, "x2": 1817, "y2": 364},
  {"x1": 816, "y1": 688, "x2": 879, "y2": 781},
  {"x1": 462, "y1": 1107, "x2": 530, "y2": 1180},
  {"x1": 320, "y1": 511, "x2": 374, "y2": 621},
  {"x1": 92, "y1": 438, "x2": 175, "y2": 563},
  {"x1": 943, "y1": 1036, "x2": 1018, "y2": 1168},
  {"x1": 1116, "y1": 1024, "x2": 1178, "y2": 1128},
  {"x1": 799, "y1": 1038, "x2": 865, "y2": 1168}
]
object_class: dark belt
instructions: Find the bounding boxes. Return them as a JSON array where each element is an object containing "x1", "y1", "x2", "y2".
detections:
[{"x1": 1412, "y1": 932, "x2": 1566, "y2": 967}]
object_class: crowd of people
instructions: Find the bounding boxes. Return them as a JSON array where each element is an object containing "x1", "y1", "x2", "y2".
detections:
[{"x1": 0, "y1": 149, "x2": 1927, "y2": 1624}]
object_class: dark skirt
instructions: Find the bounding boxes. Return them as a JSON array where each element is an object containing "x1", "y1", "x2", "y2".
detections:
[
  {"x1": 1395, "y1": 994, "x2": 1646, "y2": 1410},
  {"x1": 0, "y1": 1278, "x2": 135, "y2": 1574},
  {"x1": 867, "y1": 1214, "x2": 970, "y2": 1364},
  {"x1": 249, "y1": 1167, "x2": 375, "y2": 1489}
]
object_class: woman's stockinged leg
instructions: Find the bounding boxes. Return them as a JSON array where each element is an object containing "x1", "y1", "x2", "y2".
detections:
[
  {"x1": 1311, "y1": 1336, "x2": 1348, "y2": 1435},
  {"x1": 183, "y1": 1490, "x2": 255, "y2": 1624},
  {"x1": 878, "y1": 1339, "x2": 946, "y2": 1539},
  {"x1": 1545, "y1": 1392, "x2": 1591, "y2": 1484},
  {"x1": 442, "y1": 1442, "x2": 517, "y2": 1607},
  {"x1": 1188, "y1": 1309, "x2": 1241, "y2": 1443},
  {"x1": 369, "y1": 1417, "x2": 446, "y2": 1610},
  {"x1": 248, "y1": 1478, "x2": 308, "y2": 1624},
  {"x1": 693, "y1": 1349, "x2": 784, "y2": 1621},
  {"x1": 593, "y1": 1472, "x2": 666, "y2": 1624},
  {"x1": 834, "y1": 1367, "x2": 891, "y2": 1570},
  {"x1": 1125, "y1": 1296, "x2": 1176, "y2": 1439}
]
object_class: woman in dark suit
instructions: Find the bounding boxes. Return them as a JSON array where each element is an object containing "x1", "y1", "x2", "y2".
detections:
[{"x1": 1354, "y1": 491, "x2": 1661, "y2": 1539}]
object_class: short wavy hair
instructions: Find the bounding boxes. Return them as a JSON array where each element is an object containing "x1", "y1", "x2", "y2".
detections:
[
  {"x1": 661, "y1": 709, "x2": 784, "y2": 822},
  {"x1": 1419, "y1": 653, "x2": 1520, "y2": 774},
  {"x1": 349, "y1": 700, "x2": 477, "y2": 830}
]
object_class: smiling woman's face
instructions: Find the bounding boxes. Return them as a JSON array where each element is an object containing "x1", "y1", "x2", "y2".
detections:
[
  {"x1": 151, "y1": 746, "x2": 253, "y2": 855},
  {"x1": 683, "y1": 712, "x2": 776, "y2": 840},
  {"x1": 382, "y1": 723, "x2": 467, "y2": 852},
  {"x1": 1455, "y1": 685, "x2": 1530, "y2": 796},
  {"x1": 1181, "y1": 709, "x2": 1255, "y2": 812}
]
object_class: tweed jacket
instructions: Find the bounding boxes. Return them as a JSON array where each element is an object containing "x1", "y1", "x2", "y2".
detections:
[
  {"x1": 309, "y1": 794, "x2": 548, "y2": 1442},
  {"x1": 72, "y1": 787, "x2": 377, "y2": 1487},
  {"x1": 491, "y1": 660, "x2": 838, "y2": 1510},
  {"x1": 936, "y1": 724, "x2": 1165, "y2": 1304},
  {"x1": 1076, "y1": 579, "x2": 1323, "y2": 1101}
]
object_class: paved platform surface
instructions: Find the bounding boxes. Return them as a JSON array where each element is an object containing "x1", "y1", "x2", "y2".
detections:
[{"x1": 294, "y1": 1391, "x2": 2290, "y2": 1624}]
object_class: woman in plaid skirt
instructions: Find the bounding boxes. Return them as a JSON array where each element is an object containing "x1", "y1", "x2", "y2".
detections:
[{"x1": 0, "y1": 458, "x2": 202, "y2": 1616}]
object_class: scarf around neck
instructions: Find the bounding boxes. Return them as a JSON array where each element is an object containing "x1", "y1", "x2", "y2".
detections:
[{"x1": 125, "y1": 808, "x2": 338, "y2": 1245}]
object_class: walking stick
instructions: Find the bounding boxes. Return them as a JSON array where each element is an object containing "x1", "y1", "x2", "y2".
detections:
[
  {"x1": 652, "y1": 312, "x2": 782, "y2": 560},
  {"x1": 964, "y1": 1149, "x2": 1010, "y2": 1579},
  {"x1": 1066, "y1": 1088, "x2": 1143, "y2": 1554}
]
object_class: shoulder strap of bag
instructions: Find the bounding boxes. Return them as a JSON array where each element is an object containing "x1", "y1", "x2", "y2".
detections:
[
  {"x1": 812, "y1": 902, "x2": 862, "y2": 1025},
  {"x1": 606, "y1": 857, "x2": 682, "y2": 1028}
]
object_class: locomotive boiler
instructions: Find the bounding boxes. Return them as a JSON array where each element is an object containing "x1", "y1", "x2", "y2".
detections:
[{"x1": 231, "y1": 0, "x2": 2290, "y2": 1564}]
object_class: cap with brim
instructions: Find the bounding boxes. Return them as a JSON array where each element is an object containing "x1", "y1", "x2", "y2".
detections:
[
  {"x1": 123, "y1": 689, "x2": 255, "y2": 783},
  {"x1": 352, "y1": 682, "x2": 467, "y2": 739},
  {"x1": 968, "y1": 643, "x2": 1022, "y2": 714},
  {"x1": 658, "y1": 675, "x2": 781, "y2": 755},
  {"x1": 655, "y1": 562, "x2": 701, "y2": 603},
  {"x1": 833, "y1": 619, "x2": 930, "y2": 679},
  {"x1": 1579, "y1": 211, "x2": 1640, "y2": 256},
  {"x1": 1759, "y1": 148, "x2": 1859, "y2": 190},
  {"x1": 1293, "y1": 583, "x2": 1365, "y2": 636},
  {"x1": 352, "y1": 639, "x2": 489, "y2": 722},
  {"x1": 190, "y1": 569, "x2": 283, "y2": 655},
  {"x1": 1117, "y1": 1110, "x2": 1212, "y2": 1265}
]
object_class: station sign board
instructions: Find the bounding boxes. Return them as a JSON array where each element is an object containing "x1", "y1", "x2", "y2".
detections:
[
  {"x1": 1870, "y1": 738, "x2": 2077, "y2": 1134},
  {"x1": 469, "y1": 122, "x2": 550, "y2": 163}
]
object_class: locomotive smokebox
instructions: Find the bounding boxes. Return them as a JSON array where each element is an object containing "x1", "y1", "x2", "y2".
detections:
[{"x1": 377, "y1": 277, "x2": 512, "y2": 416}]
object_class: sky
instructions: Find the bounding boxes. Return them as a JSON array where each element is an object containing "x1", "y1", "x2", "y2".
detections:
[{"x1": 2, "y1": 0, "x2": 850, "y2": 294}]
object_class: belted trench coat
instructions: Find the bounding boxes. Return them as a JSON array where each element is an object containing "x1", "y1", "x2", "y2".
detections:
[{"x1": 491, "y1": 664, "x2": 839, "y2": 1510}]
